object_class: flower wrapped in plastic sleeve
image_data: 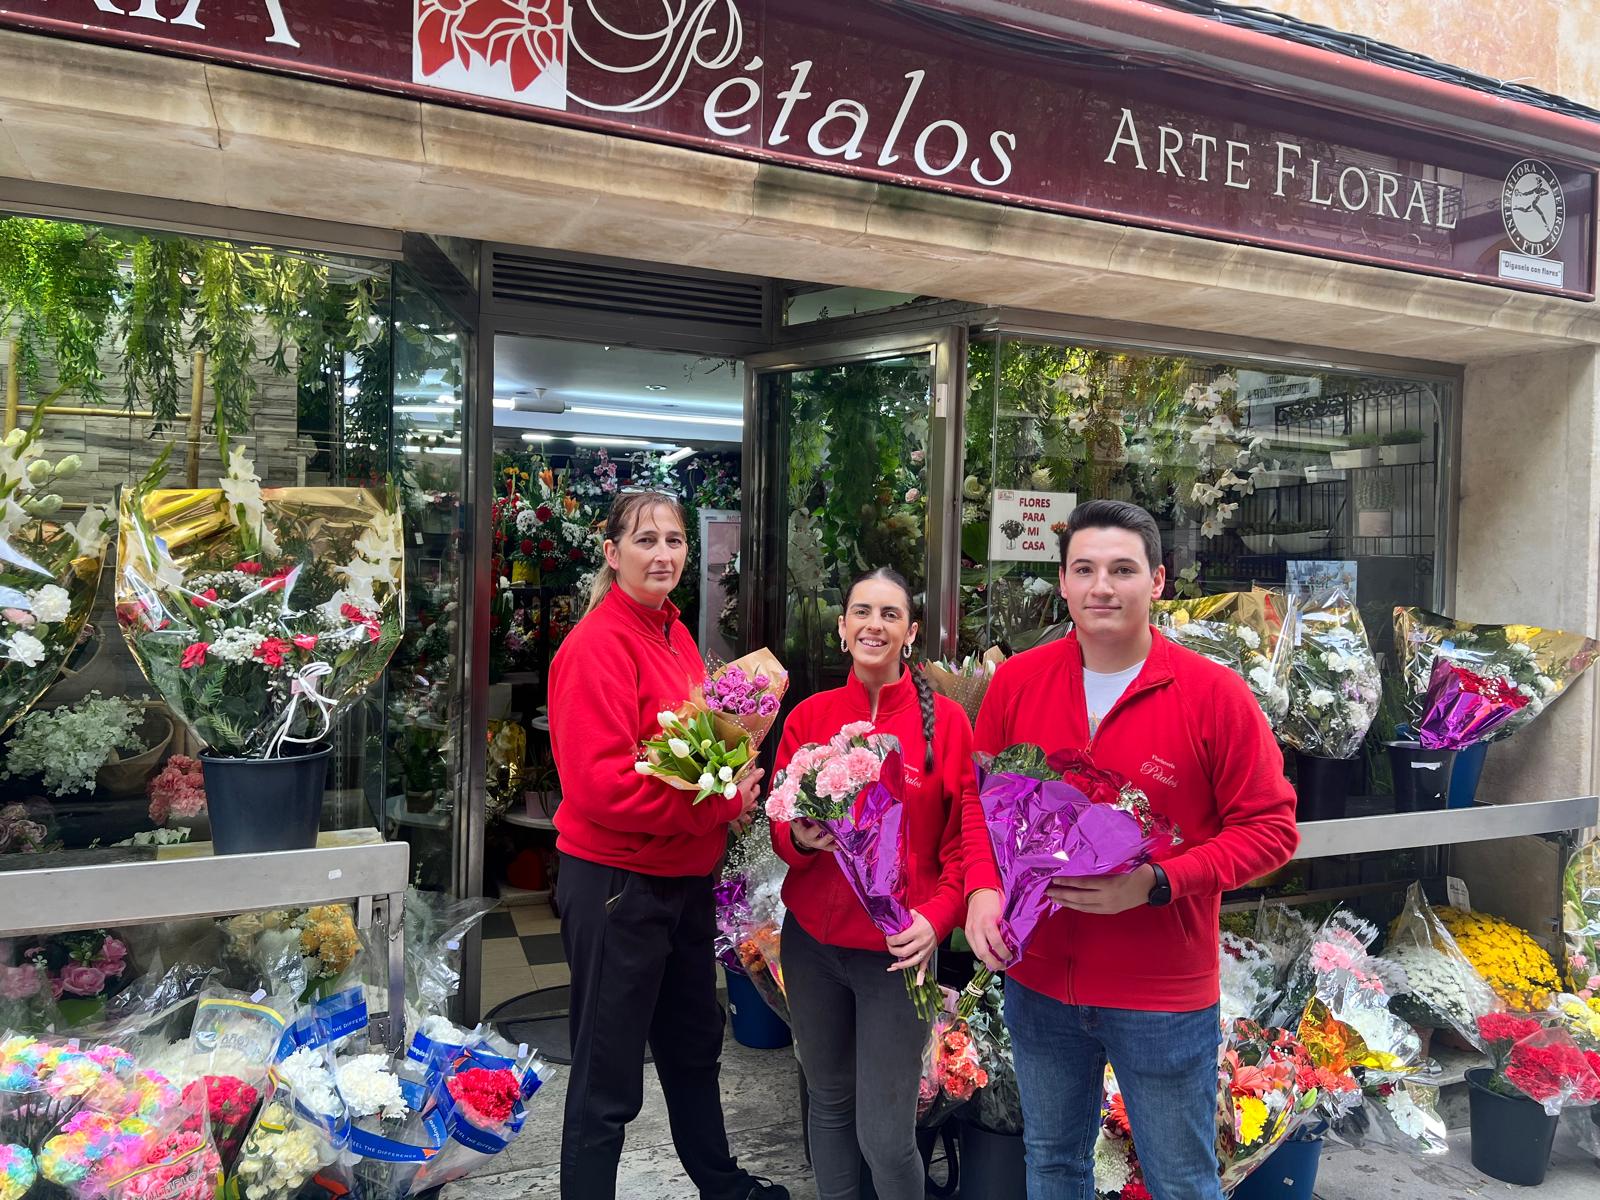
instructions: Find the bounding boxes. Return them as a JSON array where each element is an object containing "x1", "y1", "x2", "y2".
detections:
[
  {"x1": 1476, "y1": 1012, "x2": 1600, "y2": 1116},
  {"x1": 1382, "y1": 883, "x2": 1501, "y2": 1048},
  {"x1": 957, "y1": 744, "x2": 1182, "y2": 1017},
  {"x1": 1394, "y1": 608, "x2": 1598, "y2": 744},
  {"x1": 1278, "y1": 588, "x2": 1381, "y2": 760},
  {"x1": 115, "y1": 446, "x2": 403, "y2": 757},
  {"x1": 1154, "y1": 588, "x2": 1293, "y2": 730},
  {"x1": 1216, "y1": 1021, "x2": 1319, "y2": 1190},
  {"x1": 0, "y1": 414, "x2": 113, "y2": 737},
  {"x1": 916, "y1": 1002, "x2": 987, "y2": 1129},
  {"x1": 1564, "y1": 841, "x2": 1600, "y2": 1008}
]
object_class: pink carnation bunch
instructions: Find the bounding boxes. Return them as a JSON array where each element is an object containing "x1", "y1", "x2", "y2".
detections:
[
  {"x1": 147, "y1": 756, "x2": 207, "y2": 824},
  {"x1": 765, "y1": 724, "x2": 900, "y2": 824}
]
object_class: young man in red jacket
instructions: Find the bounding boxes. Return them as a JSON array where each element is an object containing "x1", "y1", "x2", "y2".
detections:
[{"x1": 965, "y1": 499, "x2": 1298, "y2": 1200}]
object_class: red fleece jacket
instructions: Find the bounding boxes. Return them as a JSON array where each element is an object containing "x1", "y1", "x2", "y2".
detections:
[
  {"x1": 769, "y1": 668, "x2": 985, "y2": 951},
  {"x1": 549, "y1": 586, "x2": 741, "y2": 877},
  {"x1": 973, "y1": 627, "x2": 1298, "y2": 1011}
]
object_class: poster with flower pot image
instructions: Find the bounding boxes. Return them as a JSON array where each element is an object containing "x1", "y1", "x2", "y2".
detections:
[{"x1": 116, "y1": 438, "x2": 404, "y2": 854}]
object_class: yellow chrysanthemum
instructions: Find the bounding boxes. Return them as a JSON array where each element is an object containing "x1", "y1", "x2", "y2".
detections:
[
  {"x1": 1436, "y1": 906, "x2": 1560, "y2": 1010},
  {"x1": 1237, "y1": 1097, "x2": 1268, "y2": 1145}
]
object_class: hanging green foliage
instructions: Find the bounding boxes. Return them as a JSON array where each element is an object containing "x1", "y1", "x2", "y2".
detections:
[
  {"x1": 0, "y1": 218, "x2": 122, "y2": 401},
  {"x1": 119, "y1": 236, "x2": 189, "y2": 430}
]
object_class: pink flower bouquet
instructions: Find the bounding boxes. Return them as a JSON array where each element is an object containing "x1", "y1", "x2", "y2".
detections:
[
  {"x1": 698, "y1": 647, "x2": 788, "y2": 754},
  {"x1": 147, "y1": 756, "x2": 206, "y2": 825}
]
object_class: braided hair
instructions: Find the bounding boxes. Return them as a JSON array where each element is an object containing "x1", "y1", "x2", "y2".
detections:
[{"x1": 844, "y1": 567, "x2": 936, "y2": 773}]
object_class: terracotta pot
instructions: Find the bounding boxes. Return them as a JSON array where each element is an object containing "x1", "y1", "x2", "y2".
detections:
[{"x1": 97, "y1": 710, "x2": 174, "y2": 798}]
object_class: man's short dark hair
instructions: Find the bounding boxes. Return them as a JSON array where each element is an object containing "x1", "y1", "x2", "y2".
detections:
[{"x1": 1058, "y1": 499, "x2": 1163, "y2": 572}]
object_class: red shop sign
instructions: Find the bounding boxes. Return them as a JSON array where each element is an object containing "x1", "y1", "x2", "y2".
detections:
[{"x1": 0, "y1": 0, "x2": 1592, "y2": 299}]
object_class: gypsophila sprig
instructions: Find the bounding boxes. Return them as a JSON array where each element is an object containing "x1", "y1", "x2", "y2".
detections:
[{"x1": 2, "y1": 692, "x2": 144, "y2": 796}]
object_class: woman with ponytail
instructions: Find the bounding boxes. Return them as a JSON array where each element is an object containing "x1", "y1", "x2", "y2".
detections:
[
  {"x1": 768, "y1": 567, "x2": 984, "y2": 1200},
  {"x1": 549, "y1": 491, "x2": 787, "y2": 1200}
]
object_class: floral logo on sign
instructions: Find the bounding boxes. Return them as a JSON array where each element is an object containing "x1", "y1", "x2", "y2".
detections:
[{"x1": 414, "y1": 0, "x2": 567, "y2": 105}]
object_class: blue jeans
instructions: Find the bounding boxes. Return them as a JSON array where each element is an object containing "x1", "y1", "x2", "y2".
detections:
[{"x1": 1004, "y1": 979, "x2": 1223, "y2": 1200}]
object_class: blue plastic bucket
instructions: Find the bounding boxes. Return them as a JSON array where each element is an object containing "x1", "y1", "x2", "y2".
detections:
[
  {"x1": 1229, "y1": 1137, "x2": 1323, "y2": 1200},
  {"x1": 723, "y1": 965, "x2": 792, "y2": 1049},
  {"x1": 1449, "y1": 741, "x2": 1490, "y2": 808}
]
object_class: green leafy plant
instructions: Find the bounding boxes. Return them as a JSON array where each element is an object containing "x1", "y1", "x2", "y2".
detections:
[
  {"x1": 2, "y1": 692, "x2": 145, "y2": 795},
  {"x1": 1382, "y1": 428, "x2": 1425, "y2": 445}
]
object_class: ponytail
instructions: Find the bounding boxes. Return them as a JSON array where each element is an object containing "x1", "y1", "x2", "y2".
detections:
[
  {"x1": 844, "y1": 565, "x2": 936, "y2": 773},
  {"x1": 582, "y1": 490, "x2": 687, "y2": 617}
]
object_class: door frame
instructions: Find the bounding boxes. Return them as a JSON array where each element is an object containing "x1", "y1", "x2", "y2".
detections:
[{"x1": 741, "y1": 324, "x2": 968, "y2": 665}]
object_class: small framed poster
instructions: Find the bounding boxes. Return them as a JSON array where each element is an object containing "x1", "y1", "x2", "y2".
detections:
[{"x1": 988, "y1": 490, "x2": 1077, "y2": 562}]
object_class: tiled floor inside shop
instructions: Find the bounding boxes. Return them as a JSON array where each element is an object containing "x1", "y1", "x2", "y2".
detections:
[{"x1": 471, "y1": 902, "x2": 1600, "y2": 1200}]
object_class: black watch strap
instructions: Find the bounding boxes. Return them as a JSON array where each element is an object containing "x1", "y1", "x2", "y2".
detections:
[{"x1": 1147, "y1": 863, "x2": 1173, "y2": 907}]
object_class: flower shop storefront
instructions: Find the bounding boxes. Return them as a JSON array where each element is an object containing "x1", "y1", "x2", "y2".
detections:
[{"x1": 0, "y1": 6, "x2": 1599, "y2": 1180}]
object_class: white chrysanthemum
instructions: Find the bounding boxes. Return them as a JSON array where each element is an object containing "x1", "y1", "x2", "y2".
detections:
[
  {"x1": 1092, "y1": 1133, "x2": 1133, "y2": 1194},
  {"x1": 277, "y1": 1047, "x2": 339, "y2": 1115},
  {"x1": 1536, "y1": 675, "x2": 1558, "y2": 696},
  {"x1": 337, "y1": 1053, "x2": 409, "y2": 1120},
  {"x1": 1385, "y1": 1087, "x2": 1428, "y2": 1140},
  {"x1": 27, "y1": 585, "x2": 70, "y2": 624},
  {"x1": 1306, "y1": 688, "x2": 1336, "y2": 709},
  {"x1": 1237, "y1": 626, "x2": 1261, "y2": 650},
  {"x1": 1248, "y1": 665, "x2": 1274, "y2": 692},
  {"x1": 6, "y1": 630, "x2": 45, "y2": 667}
]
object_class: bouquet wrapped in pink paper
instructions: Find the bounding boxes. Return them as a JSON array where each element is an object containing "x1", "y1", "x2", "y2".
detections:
[
  {"x1": 766, "y1": 722, "x2": 937, "y2": 1015},
  {"x1": 957, "y1": 744, "x2": 1181, "y2": 1017}
]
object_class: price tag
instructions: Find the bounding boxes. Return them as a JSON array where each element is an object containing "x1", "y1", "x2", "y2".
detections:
[{"x1": 1446, "y1": 876, "x2": 1471, "y2": 911}]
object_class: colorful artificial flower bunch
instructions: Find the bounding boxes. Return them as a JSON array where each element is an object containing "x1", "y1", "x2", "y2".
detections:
[
  {"x1": 1437, "y1": 906, "x2": 1563, "y2": 1012},
  {"x1": 0, "y1": 1143, "x2": 34, "y2": 1200},
  {"x1": 1476, "y1": 1011, "x2": 1600, "y2": 1115},
  {"x1": 114, "y1": 1129, "x2": 222, "y2": 1200},
  {"x1": 117, "y1": 441, "x2": 404, "y2": 758}
]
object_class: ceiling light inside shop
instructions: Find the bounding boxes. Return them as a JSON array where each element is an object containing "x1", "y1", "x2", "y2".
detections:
[
  {"x1": 644, "y1": 384, "x2": 667, "y2": 391},
  {"x1": 403, "y1": 445, "x2": 462, "y2": 456},
  {"x1": 571, "y1": 436, "x2": 662, "y2": 447},
  {"x1": 432, "y1": 394, "x2": 460, "y2": 406},
  {"x1": 395, "y1": 405, "x2": 452, "y2": 415},
  {"x1": 521, "y1": 433, "x2": 550, "y2": 442},
  {"x1": 566, "y1": 405, "x2": 741, "y2": 428},
  {"x1": 662, "y1": 448, "x2": 696, "y2": 465},
  {"x1": 491, "y1": 398, "x2": 515, "y2": 409}
]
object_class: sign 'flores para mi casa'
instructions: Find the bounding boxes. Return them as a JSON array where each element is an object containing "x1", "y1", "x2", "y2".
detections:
[{"x1": 2, "y1": 0, "x2": 1592, "y2": 298}]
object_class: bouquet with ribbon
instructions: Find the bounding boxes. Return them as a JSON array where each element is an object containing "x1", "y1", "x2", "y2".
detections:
[
  {"x1": 1154, "y1": 588, "x2": 1293, "y2": 730},
  {"x1": 766, "y1": 724, "x2": 940, "y2": 1015},
  {"x1": 0, "y1": 411, "x2": 114, "y2": 738},
  {"x1": 1394, "y1": 608, "x2": 1598, "y2": 746},
  {"x1": 1278, "y1": 588, "x2": 1382, "y2": 760},
  {"x1": 115, "y1": 441, "x2": 403, "y2": 758},
  {"x1": 957, "y1": 744, "x2": 1182, "y2": 1017},
  {"x1": 924, "y1": 648, "x2": 1005, "y2": 724}
]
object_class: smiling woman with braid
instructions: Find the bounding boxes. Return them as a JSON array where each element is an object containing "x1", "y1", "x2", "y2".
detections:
[{"x1": 767, "y1": 566, "x2": 986, "y2": 1200}]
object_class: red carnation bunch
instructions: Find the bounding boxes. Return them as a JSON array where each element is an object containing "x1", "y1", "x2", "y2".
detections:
[
  {"x1": 446, "y1": 1067, "x2": 521, "y2": 1127},
  {"x1": 181, "y1": 1075, "x2": 260, "y2": 1165}
]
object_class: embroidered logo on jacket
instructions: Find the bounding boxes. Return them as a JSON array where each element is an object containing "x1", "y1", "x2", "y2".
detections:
[{"x1": 1138, "y1": 754, "x2": 1179, "y2": 789}]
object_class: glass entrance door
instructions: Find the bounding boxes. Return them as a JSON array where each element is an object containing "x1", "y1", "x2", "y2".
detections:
[{"x1": 743, "y1": 329, "x2": 964, "y2": 710}]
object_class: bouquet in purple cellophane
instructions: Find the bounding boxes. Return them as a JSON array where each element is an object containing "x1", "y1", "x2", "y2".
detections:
[
  {"x1": 766, "y1": 723, "x2": 938, "y2": 1017},
  {"x1": 957, "y1": 744, "x2": 1181, "y2": 1018}
]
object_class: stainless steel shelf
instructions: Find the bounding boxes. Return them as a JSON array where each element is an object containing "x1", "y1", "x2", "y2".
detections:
[
  {"x1": 0, "y1": 829, "x2": 410, "y2": 1050},
  {"x1": 1292, "y1": 796, "x2": 1598, "y2": 861}
]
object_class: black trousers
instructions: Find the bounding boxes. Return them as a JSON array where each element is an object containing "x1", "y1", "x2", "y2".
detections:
[{"x1": 557, "y1": 853, "x2": 746, "y2": 1200}]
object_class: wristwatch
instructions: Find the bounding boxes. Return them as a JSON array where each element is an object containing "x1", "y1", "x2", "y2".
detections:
[{"x1": 1146, "y1": 863, "x2": 1172, "y2": 907}]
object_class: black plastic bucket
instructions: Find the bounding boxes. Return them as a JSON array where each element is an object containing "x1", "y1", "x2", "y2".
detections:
[
  {"x1": 1293, "y1": 752, "x2": 1353, "y2": 822},
  {"x1": 1467, "y1": 1067, "x2": 1558, "y2": 1186},
  {"x1": 199, "y1": 745, "x2": 331, "y2": 854},
  {"x1": 1386, "y1": 741, "x2": 1457, "y2": 812},
  {"x1": 958, "y1": 1118, "x2": 1025, "y2": 1199}
]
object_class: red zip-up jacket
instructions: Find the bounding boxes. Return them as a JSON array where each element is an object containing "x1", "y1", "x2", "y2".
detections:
[
  {"x1": 549, "y1": 585, "x2": 741, "y2": 878},
  {"x1": 973, "y1": 627, "x2": 1298, "y2": 1011},
  {"x1": 769, "y1": 668, "x2": 985, "y2": 950}
]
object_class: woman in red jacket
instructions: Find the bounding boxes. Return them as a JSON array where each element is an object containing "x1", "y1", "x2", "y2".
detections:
[
  {"x1": 769, "y1": 566, "x2": 982, "y2": 1200},
  {"x1": 548, "y1": 490, "x2": 786, "y2": 1200}
]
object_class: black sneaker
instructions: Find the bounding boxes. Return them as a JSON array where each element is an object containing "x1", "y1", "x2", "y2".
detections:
[{"x1": 732, "y1": 1175, "x2": 789, "y2": 1200}]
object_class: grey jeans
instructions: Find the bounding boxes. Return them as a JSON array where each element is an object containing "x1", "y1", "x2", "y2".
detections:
[{"x1": 783, "y1": 911, "x2": 931, "y2": 1200}]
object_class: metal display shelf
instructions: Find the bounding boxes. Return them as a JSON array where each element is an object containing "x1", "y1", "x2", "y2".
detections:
[
  {"x1": 1292, "y1": 796, "x2": 1599, "y2": 860},
  {"x1": 0, "y1": 829, "x2": 410, "y2": 1051}
]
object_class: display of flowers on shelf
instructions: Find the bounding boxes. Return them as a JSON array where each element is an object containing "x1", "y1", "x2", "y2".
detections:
[
  {"x1": 17, "y1": 929, "x2": 128, "y2": 1004},
  {"x1": 0, "y1": 416, "x2": 114, "y2": 738},
  {"x1": 146, "y1": 754, "x2": 207, "y2": 827},
  {"x1": 116, "y1": 439, "x2": 404, "y2": 758},
  {"x1": 491, "y1": 458, "x2": 601, "y2": 589}
]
